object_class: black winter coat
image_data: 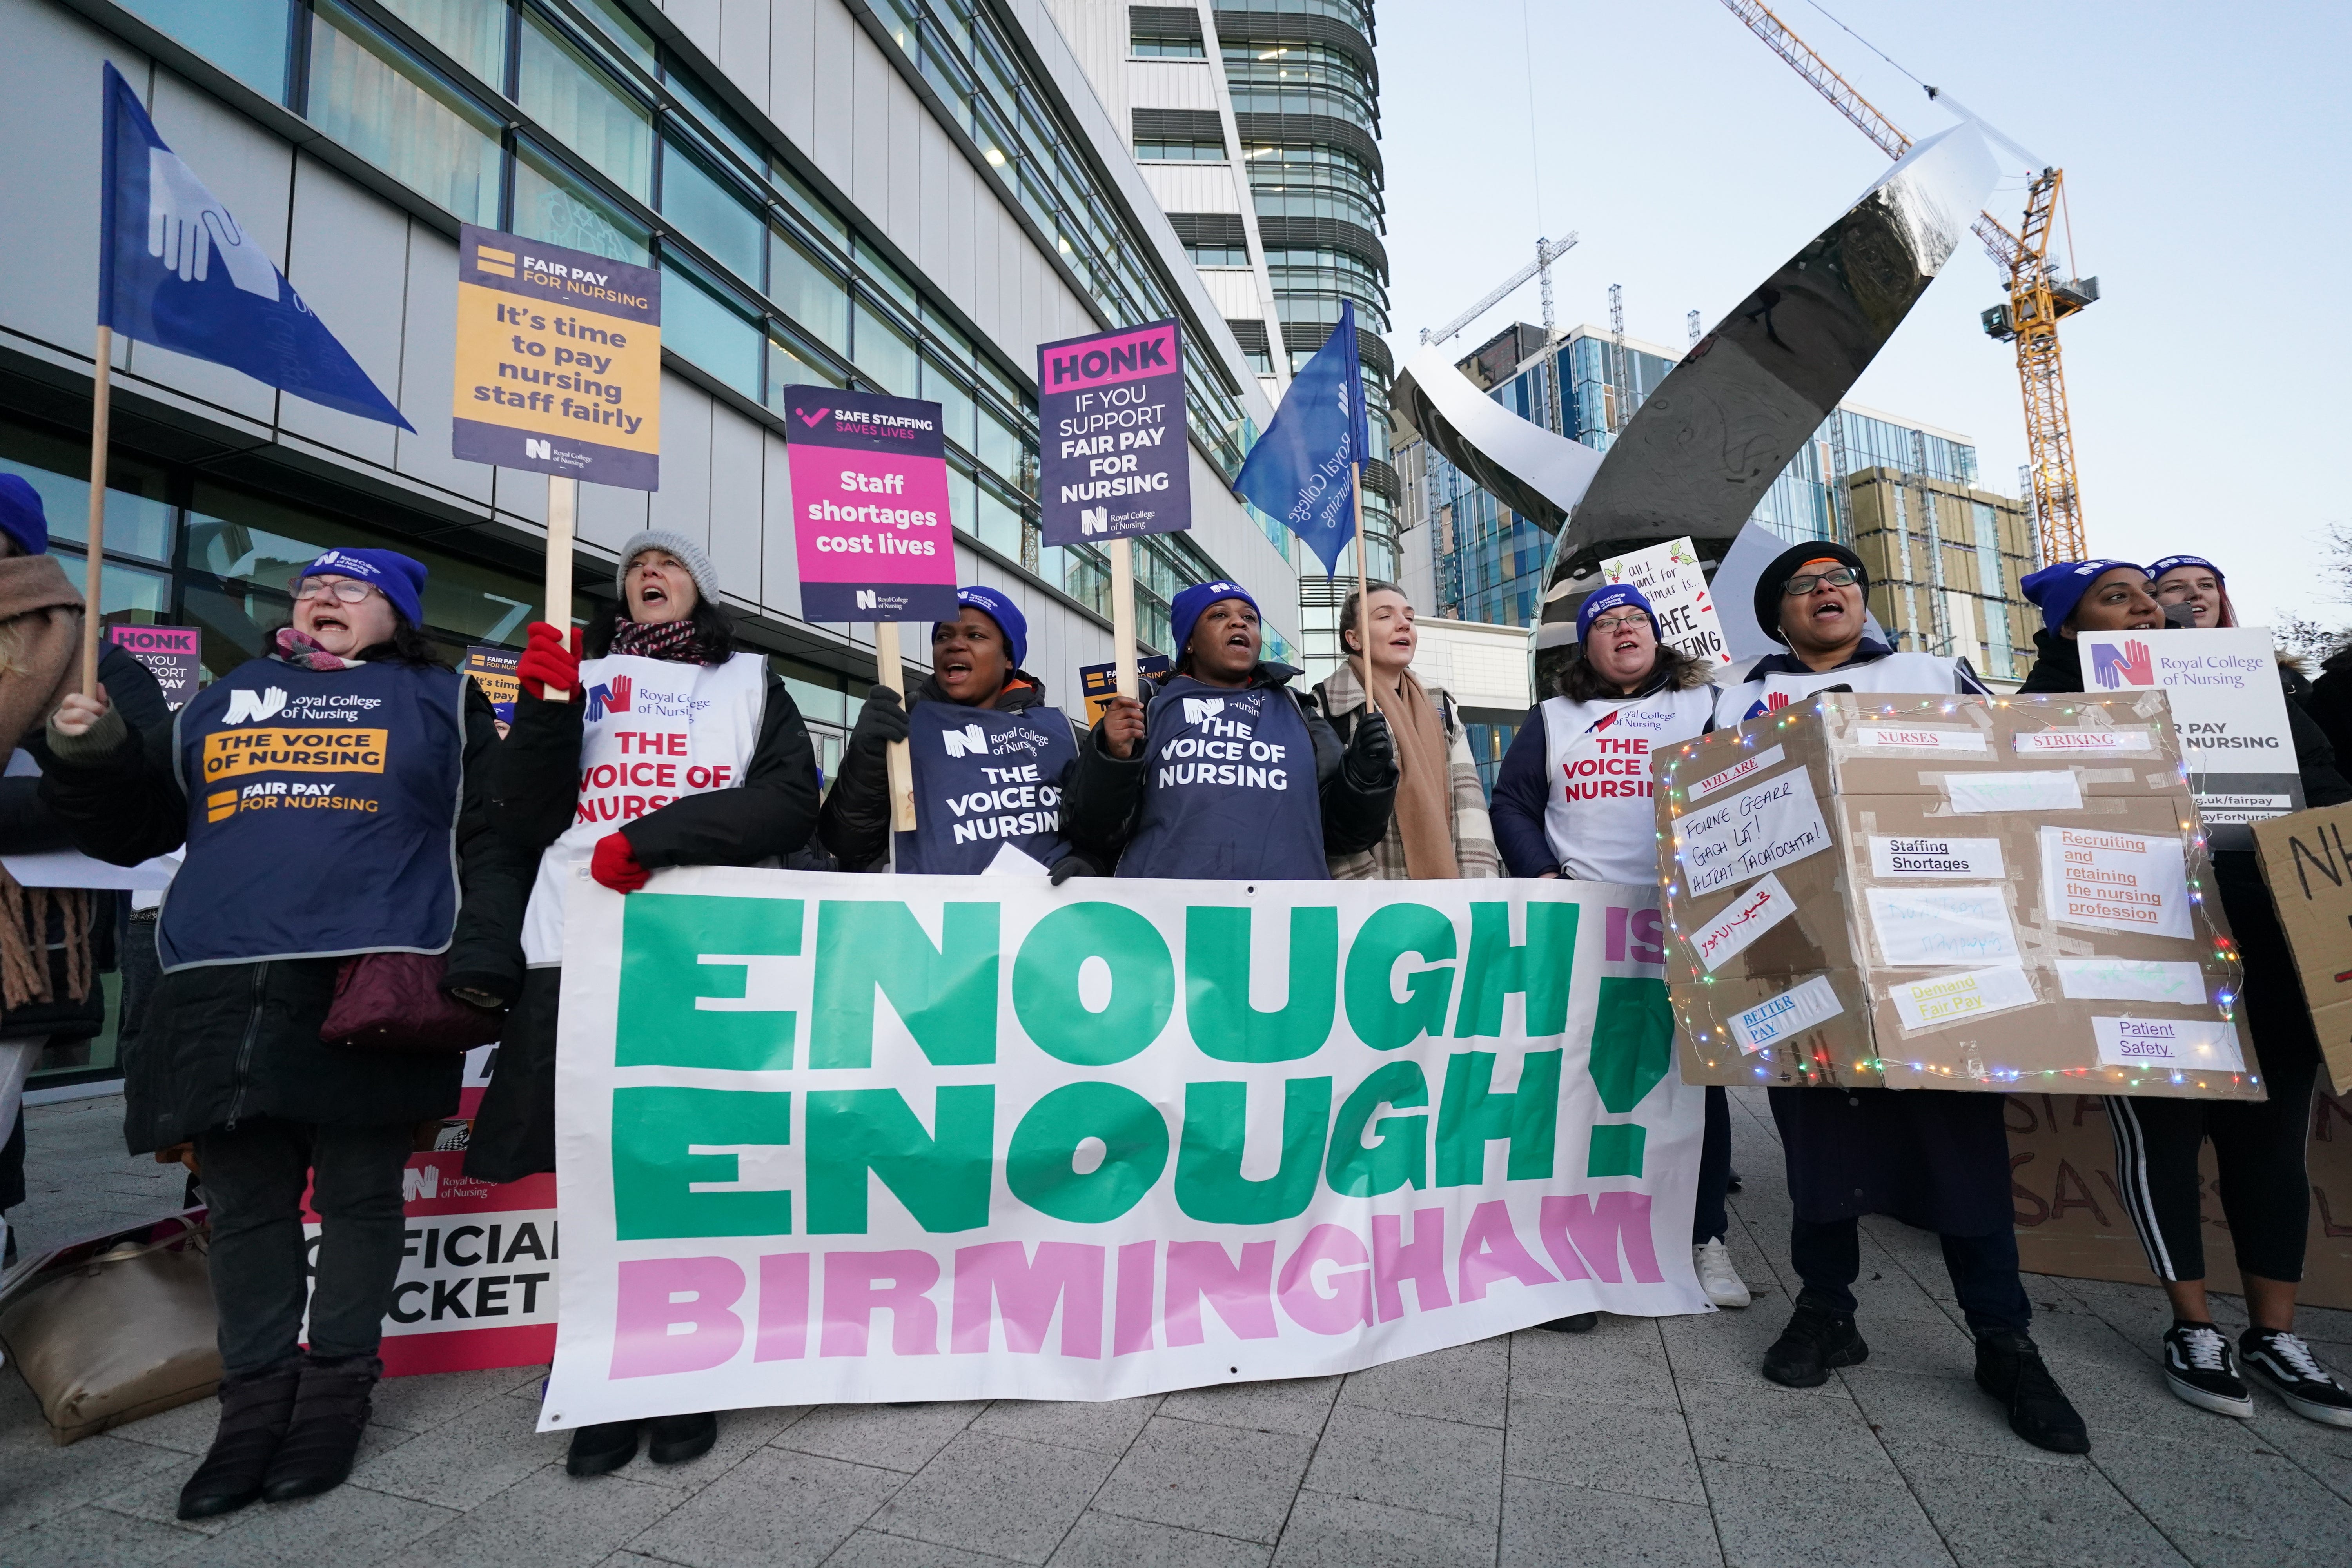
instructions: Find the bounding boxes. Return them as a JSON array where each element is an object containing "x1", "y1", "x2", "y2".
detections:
[
  {"x1": 1062, "y1": 661, "x2": 1397, "y2": 871},
  {"x1": 0, "y1": 642, "x2": 171, "y2": 1044},
  {"x1": 465, "y1": 662, "x2": 820, "y2": 1185},
  {"x1": 818, "y1": 671, "x2": 1090, "y2": 872},
  {"x1": 36, "y1": 671, "x2": 521, "y2": 1151}
]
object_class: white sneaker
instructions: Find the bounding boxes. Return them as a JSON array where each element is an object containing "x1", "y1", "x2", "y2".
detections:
[{"x1": 1695, "y1": 1238, "x2": 1751, "y2": 1308}]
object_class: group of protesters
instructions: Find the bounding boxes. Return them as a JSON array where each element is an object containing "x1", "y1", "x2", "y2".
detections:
[{"x1": 5, "y1": 485, "x2": 2349, "y2": 1519}]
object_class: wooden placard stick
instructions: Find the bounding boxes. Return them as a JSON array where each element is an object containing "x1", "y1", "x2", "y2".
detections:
[
  {"x1": 541, "y1": 475, "x2": 577, "y2": 701},
  {"x1": 79, "y1": 325, "x2": 114, "y2": 696},
  {"x1": 873, "y1": 620, "x2": 917, "y2": 831},
  {"x1": 1108, "y1": 536, "x2": 1138, "y2": 702}
]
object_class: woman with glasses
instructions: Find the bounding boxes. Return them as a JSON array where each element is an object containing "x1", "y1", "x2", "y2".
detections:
[
  {"x1": 1715, "y1": 543, "x2": 2089, "y2": 1455},
  {"x1": 1488, "y1": 584, "x2": 1746, "y2": 1322},
  {"x1": 471, "y1": 530, "x2": 821, "y2": 1478},
  {"x1": 40, "y1": 548, "x2": 523, "y2": 1517},
  {"x1": 2019, "y1": 559, "x2": 2352, "y2": 1428},
  {"x1": 1310, "y1": 580, "x2": 1500, "y2": 880}
]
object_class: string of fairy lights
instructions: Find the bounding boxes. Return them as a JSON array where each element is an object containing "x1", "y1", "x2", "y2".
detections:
[{"x1": 1651, "y1": 694, "x2": 2255, "y2": 1095}]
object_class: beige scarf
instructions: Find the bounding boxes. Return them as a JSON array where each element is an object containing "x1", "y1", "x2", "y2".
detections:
[
  {"x1": 1373, "y1": 666, "x2": 1460, "y2": 880},
  {"x1": 0, "y1": 553, "x2": 93, "y2": 1013}
]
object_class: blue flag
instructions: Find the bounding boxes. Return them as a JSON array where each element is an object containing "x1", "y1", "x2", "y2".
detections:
[
  {"x1": 1233, "y1": 301, "x2": 1371, "y2": 575},
  {"x1": 98, "y1": 64, "x2": 412, "y2": 430}
]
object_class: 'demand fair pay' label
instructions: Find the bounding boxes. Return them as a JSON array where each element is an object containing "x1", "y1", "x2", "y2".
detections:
[
  {"x1": 781, "y1": 385, "x2": 959, "y2": 623},
  {"x1": 451, "y1": 225, "x2": 661, "y2": 490}
]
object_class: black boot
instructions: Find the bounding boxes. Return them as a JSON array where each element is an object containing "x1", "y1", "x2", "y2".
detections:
[
  {"x1": 566, "y1": 1420, "x2": 643, "y2": 1477},
  {"x1": 647, "y1": 1410, "x2": 718, "y2": 1465},
  {"x1": 1538, "y1": 1313, "x2": 1601, "y2": 1334},
  {"x1": 260, "y1": 1354, "x2": 380, "y2": 1502},
  {"x1": 177, "y1": 1360, "x2": 303, "y2": 1520},
  {"x1": 1762, "y1": 1291, "x2": 1868, "y2": 1388},
  {"x1": 1975, "y1": 1331, "x2": 2090, "y2": 1453}
]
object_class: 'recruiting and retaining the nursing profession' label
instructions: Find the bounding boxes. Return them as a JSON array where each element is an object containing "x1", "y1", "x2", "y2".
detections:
[
  {"x1": 1037, "y1": 321, "x2": 1191, "y2": 548},
  {"x1": 781, "y1": 385, "x2": 959, "y2": 624},
  {"x1": 452, "y1": 225, "x2": 660, "y2": 489},
  {"x1": 539, "y1": 869, "x2": 1710, "y2": 1423}
]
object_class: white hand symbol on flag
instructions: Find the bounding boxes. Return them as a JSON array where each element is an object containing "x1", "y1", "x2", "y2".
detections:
[{"x1": 147, "y1": 147, "x2": 280, "y2": 301}]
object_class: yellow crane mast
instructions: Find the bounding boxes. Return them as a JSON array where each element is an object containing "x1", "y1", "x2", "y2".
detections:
[{"x1": 1716, "y1": 0, "x2": 2094, "y2": 561}]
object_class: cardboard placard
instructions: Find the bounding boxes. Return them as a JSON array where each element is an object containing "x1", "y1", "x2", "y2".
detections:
[
  {"x1": 451, "y1": 225, "x2": 661, "y2": 490},
  {"x1": 1597, "y1": 536, "x2": 1732, "y2": 666},
  {"x1": 2006, "y1": 1089, "x2": 2352, "y2": 1310},
  {"x1": 1655, "y1": 692, "x2": 2254, "y2": 1098},
  {"x1": 1037, "y1": 320, "x2": 1191, "y2": 546},
  {"x1": 2252, "y1": 804, "x2": 2352, "y2": 1094}
]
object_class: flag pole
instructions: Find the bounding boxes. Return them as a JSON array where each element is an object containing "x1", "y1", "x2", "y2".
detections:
[
  {"x1": 873, "y1": 621, "x2": 917, "y2": 831},
  {"x1": 541, "y1": 475, "x2": 577, "y2": 701},
  {"x1": 1350, "y1": 462, "x2": 1377, "y2": 720},
  {"x1": 79, "y1": 325, "x2": 113, "y2": 697},
  {"x1": 1108, "y1": 537, "x2": 1138, "y2": 702}
]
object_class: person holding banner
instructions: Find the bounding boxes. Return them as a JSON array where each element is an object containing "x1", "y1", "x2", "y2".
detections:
[
  {"x1": 1072, "y1": 579, "x2": 1396, "y2": 878},
  {"x1": 40, "y1": 548, "x2": 515, "y2": 1517},
  {"x1": 1487, "y1": 584, "x2": 1748, "y2": 1316},
  {"x1": 2019, "y1": 559, "x2": 2352, "y2": 1426},
  {"x1": 470, "y1": 529, "x2": 821, "y2": 1475},
  {"x1": 1719, "y1": 544, "x2": 2087, "y2": 1452},
  {"x1": 820, "y1": 584, "x2": 1115, "y2": 877},
  {"x1": 1310, "y1": 581, "x2": 1499, "y2": 881}
]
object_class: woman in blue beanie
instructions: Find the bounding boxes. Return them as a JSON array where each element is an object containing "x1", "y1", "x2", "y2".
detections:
[
  {"x1": 2019, "y1": 559, "x2": 2352, "y2": 1428},
  {"x1": 40, "y1": 547, "x2": 523, "y2": 1516},
  {"x1": 820, "y1": 584, "x2": 1112, "y2": 876}
]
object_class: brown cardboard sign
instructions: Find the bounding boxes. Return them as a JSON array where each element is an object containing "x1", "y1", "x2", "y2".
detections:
[
  {"x1": 2251, "y1": 805, "x2": 2352, "y2": 1095},
  {"x1": 2006, "y1": 1089, "x2": 2352, "y2": 1310},
  {"x1": 1656, "y1": 693, "x2": 2255, "y2": 1100}
]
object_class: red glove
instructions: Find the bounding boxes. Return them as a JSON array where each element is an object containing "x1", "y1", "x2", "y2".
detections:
[
  {"x1": 516, "y1": 621, "x2": 582, "y2": 701},
  {"x1": 590, "y1": 832, "x2": 650, "y2": 893}
]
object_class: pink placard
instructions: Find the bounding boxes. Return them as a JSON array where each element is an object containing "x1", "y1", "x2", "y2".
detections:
[{"x1": 781, "y1": 385, "x2": 959, "y2": 622}]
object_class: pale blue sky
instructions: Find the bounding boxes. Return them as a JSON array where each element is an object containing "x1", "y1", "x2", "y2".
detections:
[{"x1": 1377, "y1": 0, "x2": 2352, "y2": 629}]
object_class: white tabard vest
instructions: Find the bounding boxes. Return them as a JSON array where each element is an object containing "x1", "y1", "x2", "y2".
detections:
[
  {"x1": 521, "y1": 650, "x2": 766, "y2": 965},
  {"x1": 1713, "y1": 651, "x2": 1978, "y2": 729},
  {"x1": 1539, "y1": 686, "x2": 1717, "y2": 885}
]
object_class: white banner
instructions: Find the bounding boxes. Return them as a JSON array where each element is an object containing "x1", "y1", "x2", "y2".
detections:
[{"x1": 540, "y1": 869, "x2": 1708, "y2": 1427}]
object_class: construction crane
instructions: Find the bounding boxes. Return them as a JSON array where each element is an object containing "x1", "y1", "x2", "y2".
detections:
[
  {"x1": 1420, "y1": 234, "x2": 1579, "y2": 436},
  {"x1": 1716, "y1": 0, "x2": 2096, "y2": 562}
]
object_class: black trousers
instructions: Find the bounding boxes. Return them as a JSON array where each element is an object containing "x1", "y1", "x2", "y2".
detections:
[
  {"x1": 2105, "y1": 1048, "x2": 2319, "y2": 1285},
  {"x1": 195, "y1": 1118, "x2": 414, "y2": 1374},
  {"x1": 1789, "y1": 1214, "x2": 2032, "y2": 1336},
  {"x1": 1693, "y1": 1085, "x2": 1731, "y2": 1245}
]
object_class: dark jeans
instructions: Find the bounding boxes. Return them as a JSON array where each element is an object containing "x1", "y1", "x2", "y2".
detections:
[
  {"x1": 1789, "y1": 1214, "x2": 2032, "y2": 1338},
  {"x1": 195, "y1": 1118, "x2": 414, "y2": 1374},
  {"x1": 1693, "y1": 1085, "x2": 1731, "y2": 1245}
]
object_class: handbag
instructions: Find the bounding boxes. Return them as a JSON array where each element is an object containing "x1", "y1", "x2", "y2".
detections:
[
  {"x1": 320, "y1": 950, "x2": 504, "y2": 1053},
  {"x1": 0, "y1": 1215, "x2": 219, "y2": 1445}
]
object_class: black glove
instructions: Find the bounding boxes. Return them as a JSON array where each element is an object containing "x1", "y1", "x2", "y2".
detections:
[
  {"x1": 1049, "y1": 853, "x2": 1101, "y2": 886},
  {"x1": 848, "y1": 685, "x2": 910, "y2": 755},
  {"x1": 1343, "y1": 708, "x2": 1398, "y2": 789}
]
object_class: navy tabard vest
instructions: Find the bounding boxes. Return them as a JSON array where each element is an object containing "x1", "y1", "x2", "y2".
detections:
[
  {"x1": 160, "y1": 658, "x2": 466, "y2": 971},
  {"x1": 896, "y1": 699, "x2": 1079, "y2": 874},
  {"x1": 1116, "y1": 675, "x2": 1326, "y2": 880}
]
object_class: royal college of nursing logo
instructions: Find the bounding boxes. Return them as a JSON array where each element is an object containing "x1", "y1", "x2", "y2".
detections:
[
  {"x1": 2091, "y1": 639, "x2": 2152, "y2": 690},
  {"x1": 585, "y1": 673, "x2": 634, "y2": 722},
  {"x1": 222, "y1": 686, "x2": 289, "y2": 725}
]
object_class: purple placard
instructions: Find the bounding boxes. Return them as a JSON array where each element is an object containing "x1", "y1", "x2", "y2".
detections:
[
  {"x1": 782, "y1": 385, "x2": 959, "y2": 622},
  {"x1": 105, "y1": 623, "x2": 201, "y2": 710},
  {"x1": 1036, "y1": 319, "x2": 1191, "y2": 548}
]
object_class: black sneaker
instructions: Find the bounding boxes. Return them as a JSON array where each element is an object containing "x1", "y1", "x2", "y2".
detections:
[
  {"x1": 2161, "y1": 1321, "x2": 2252, "y2": 1418},
  {"x1": 1975, "y1": 1331, "x2": 2089, "y2": 1454},
  {"x1": 1762, "y1": 1293, "x2": 1867, "y2": 1388},
  {"x1": 2241, "y1": 1330, "x2": 2352, "y2": 1427},
  {"x1": 566, "y1": 1419, "x2": 642, "y2": 1477},
  {"x1": 1538, "y1": 1312, "x2": 1600, "y2": 1334}
]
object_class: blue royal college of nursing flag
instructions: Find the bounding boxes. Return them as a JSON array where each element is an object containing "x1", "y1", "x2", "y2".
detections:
[
  {"x1": 1233, "y1": 300, "x2": 1371, "y2": 575},
  {"x1": 97, "y1": 63, "x2": 411, "y2": 429}
]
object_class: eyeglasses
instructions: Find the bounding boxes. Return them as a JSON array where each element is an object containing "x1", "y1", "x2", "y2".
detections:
[
  {"x1": 1782, "y1": 566, "x2": 1859, "y2": 596},
  {"x1": 1587, "y1": 613, "x2": 1652, "y2": 636},
  {"x1": 289, "y1": 577, "x2": 381, "y2": 605}
]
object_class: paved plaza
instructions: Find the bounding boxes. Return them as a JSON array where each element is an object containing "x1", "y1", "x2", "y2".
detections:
[{"x1": 3, "y1": 1089, "x2": 2349, "y2": 1567}]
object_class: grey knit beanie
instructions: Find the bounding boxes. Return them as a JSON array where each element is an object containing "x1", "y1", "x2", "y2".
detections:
[{"x1": 615, "y1": 529, "x2": 719, "y2": 606}]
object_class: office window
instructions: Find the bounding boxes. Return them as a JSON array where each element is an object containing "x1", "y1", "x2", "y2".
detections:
[
  {"x1": 664, "y1": 265, "x2": 763, "y2": 398},
  {"x1": 767, "y1": 334, "x2": 842, "y2": 413},
  {"x1": 519, "y1": 14, "x2": 653, "y2": 201},
  {"x1": 513, "y1": 138, "x2": 649, "y2": 263},
  {"x1": 1136, "y1": 137, "x2": 1225, "y2": 162},
  {"x1": 661, "y1": 138, "x2": 764, "y2": 281},
  {"x1": 853, "y1": 299, "x2": 919, "y2": 395},
  {"x1": 117, "y1": 0, "x2": 291, "y2": 98},
  {"x1": 855, "y1": 240, "x2": 922, "y2": 318},
  {"x1": 1130, "y1": 7, "x2": 1205, "y2": 56},
  {"x1": 0, "y1": 424, "x2": 174, "y2": 564},
  {"x1": 977, "y1": 482, "x2": 1023, "y2": 561},
  {"x1": 769, "y1": 229, "x2": 850, "y2": 353},
  {"x1": 308, "y1": 2, "x2": 503, "y2": 225},
  {"x1": 374, "y1": 0, "x2": 506, "y2": 84},
  {"x1": 923, "y1": 354, "x2": 977, "y2": 453}
]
